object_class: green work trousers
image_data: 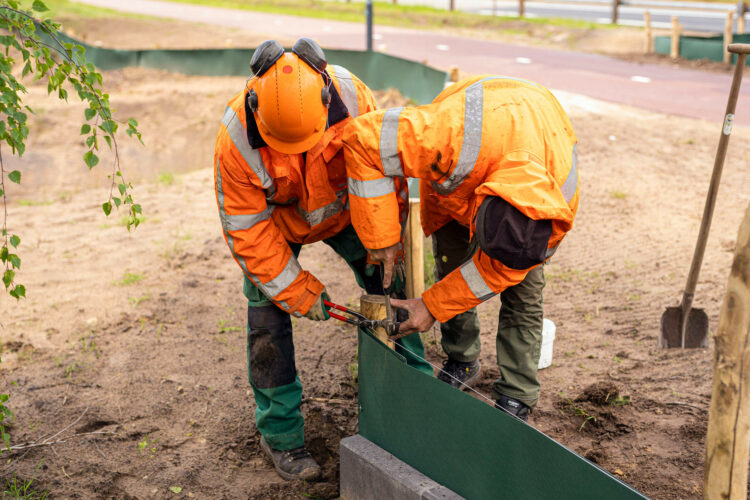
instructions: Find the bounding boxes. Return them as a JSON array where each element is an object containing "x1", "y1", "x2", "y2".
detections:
[
  {"x1": 432, "y1": 220, "x2": 545, "y2": 407},
  {"x1": 245, "y1": 225, "x2": 432, "y2": 450}
]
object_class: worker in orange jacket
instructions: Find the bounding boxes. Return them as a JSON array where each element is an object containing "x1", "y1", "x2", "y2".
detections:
[
  {"x1": 343, "y1": 75, "x2": 579, "y2": 421},
  {"x1": 214, "y1": 39, "x2": 432, "y2": 480}
]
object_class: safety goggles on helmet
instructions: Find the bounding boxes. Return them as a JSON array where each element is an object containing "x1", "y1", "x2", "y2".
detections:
[
  {"x1": 250, "y1": 38, "x2": 328, "y2": 77},
  {"x1": 247, "y1": 38, "x2": 332, "y2": 113}
]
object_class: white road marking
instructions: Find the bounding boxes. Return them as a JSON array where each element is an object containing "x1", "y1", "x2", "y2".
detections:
[
  {"x1": 323, "y1": 25, "x2": 332, "y2": 32},
  {"x1": 631, "y1": 76, "x2": 651, "y2": 83},
  {"x1": 436, "y1": 44, "x2": 450, "y2": 51},
  {"x1": 516, "y1": 57, "x2": 532, "y2": 64},
  {"x1": 373, "y1": 33, "x2": 383, "y2": 40}
]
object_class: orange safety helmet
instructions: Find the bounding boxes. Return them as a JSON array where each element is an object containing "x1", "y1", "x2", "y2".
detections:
[{"x1": 247, "y1": 39, "x2": 332, "y2": 154}]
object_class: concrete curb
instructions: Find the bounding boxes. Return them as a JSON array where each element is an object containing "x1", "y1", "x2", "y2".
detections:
[{"x1": 340, "y1": 435, "x2": 465, "y2": 500}]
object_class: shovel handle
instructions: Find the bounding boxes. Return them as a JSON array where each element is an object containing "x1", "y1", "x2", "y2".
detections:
[
  {"x1": 679, "y1": 50, "x2": 747, "y2": 346},
  {"x1": 728, "y1": 43, "x2": 750, "y2": 55}
]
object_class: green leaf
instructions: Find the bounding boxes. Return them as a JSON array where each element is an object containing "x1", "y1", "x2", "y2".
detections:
[
  {"x1": 80, "y1": 124, "x2": 91, "y2": 135},
  {"x1": 132, "y1": 204, "x2": 142, "y2": 214},
  {"x1": 128, "y1": 118, "x2": 139, "y2": 127},
  {"x1": 169, "y1": 486, "x2": 182, "y2": 494},
  {"x1": 12, "y1": 284, "x2": 25, "y2": 298},
  {"x1": 102, "y1": 201, "x2": 112, "y2": 216},
  {"x1": 32, "y1": 0, "x2": 49, "y2": 12},
  {"x1": 9, "y1": 235, "x2": 19, "y2": 248},
  {"x1": 112, "y1": 197, "x2": 121, "y2": 207},
  {"x1": 8, "y1": 170, "x2": 20, "y2": 184},
  {"x1": 83, "y1": 150, "x2": 99, "y2": 169},
  {"x1": 84, "y1": 107, "x2": 96, "y2": 120},
  {"x1": 86, "y1": 135, "x2": 97, "y2": 148},
  {"x1": 118, "y1": 183, "x2": 126, "y2": 195},
  {"x1": 2, "y1": 269, "x2": 14, "y2": 289},
  {"x1": 0, "y1": 246, "x2": 7, "y2": 263},
  {"x1": 9, "y1": 254, "x2": 20, "y2": 269}
]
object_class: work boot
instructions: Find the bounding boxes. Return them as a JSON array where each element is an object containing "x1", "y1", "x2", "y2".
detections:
[
  {"x1": 495, "y1": 394, "x2": 530, "y2": 422},
  {"x1": 436, "y1": 359, "x2": 481, "y2": 390},
  {"x1": 260, "y1": 436, "x2": 321, "y2": 481}
]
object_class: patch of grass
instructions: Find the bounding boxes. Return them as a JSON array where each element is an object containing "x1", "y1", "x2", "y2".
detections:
[
  {"x1": 118, "y1": 272, "x2": 144, "y2": 286},
  {"x1": 3, "y1": 469, "x2": 48, "y2": 499},
  {"x1": 609, "y1": 189, "x2": 627, "y2": 200},
  {"x1": 158, "y1": 172, "x2": 176, "y2": 186},
  {"x1": 129, "y1": 294, "x2": 151, "y2": 307},
  {"x1": 29, "y1": 0, "x2": 154, "y2": 20},
  {"x1": 218, "y1": 319, "x2": 241, "y2": 333},
  {"x1": 64, "y1": 361, "x2": 83, "y2": 380},
  {"x1": 626, "y1": 293, "x2": 641, "y2": 302},
  {"x1": 17, "y1": 199, "x2": 53, "y2": 207},
  {"x1": 610, "y1": 395, "x2": 631, "y2": 406},
  {"x1": 563, "y1": 397, "x2": 597, "y2": 432},
  {"x1": 160, "y1": 0, "x2": 606, "y2": 34}
]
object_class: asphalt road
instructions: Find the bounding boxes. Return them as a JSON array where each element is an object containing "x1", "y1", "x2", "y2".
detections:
[
  {"x1": 378, "y1": 0, "x2": 738, "y2": 32},
  {"x1": 75, "y1": 0, "x2": 750, "y2": 126}
]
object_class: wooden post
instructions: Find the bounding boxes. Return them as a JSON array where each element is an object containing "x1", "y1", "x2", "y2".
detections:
[
  {"x1": 739, "y1": 3, "x2": 746, "y2": 34},
  {"x1": 611, "y1": 0, "x2": 620, "y2": 25},
  {"x1": 725, "y1": 12, "x2": 735, "y2": 64},
  {"x1": 670, "y1": 17, "x2": 682, "y2": 59},
  {"x1": 360, "y1": 295, "x2": 396, "y2": 350},
  {"x1": 405, "y1": 201, "x2": 424, "y2": 300},
  {"x1": 519, "y1": 0, "x2": 525, "y2": 18},
  {"x1": 449, "y1": 65, "x2": 460, "y2": 83},
  {"x1": 449, "y1": 0, "x2": 455, "y2": 11},
  {"x1": 703, "y1": 203, "x2": 750, "y2": 500},
  {"x1": 644, "y1": 11, "x2": 653, "y2": 54}
]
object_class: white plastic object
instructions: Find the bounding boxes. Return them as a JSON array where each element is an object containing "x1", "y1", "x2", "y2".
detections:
[{"x1": 537, "y1": 318, "x2": 556, "y2": 370}]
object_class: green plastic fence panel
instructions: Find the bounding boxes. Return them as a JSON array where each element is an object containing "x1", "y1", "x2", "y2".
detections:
[
  {"x1": 357, "y1": 328, "x2": 649, "y2": 500},
  {"x1": 655, "y1": 34, "x2": 750, "y2": 64},
  {"x1": 49, "y1": 32, "x2": 447, "y2": 104}
]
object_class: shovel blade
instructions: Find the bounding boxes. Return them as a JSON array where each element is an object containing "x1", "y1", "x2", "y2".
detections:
[{"x1": 659, "y1": 307, "x2": 709, "y2": 348}]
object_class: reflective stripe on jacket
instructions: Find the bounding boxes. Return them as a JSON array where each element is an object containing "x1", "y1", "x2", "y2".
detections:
[
  {"x1": 214, "y1": 66, "x2": 377, "y2": 315},
  {"x1": 342, "y1": 75, "x2": 579, "y2": 322}
]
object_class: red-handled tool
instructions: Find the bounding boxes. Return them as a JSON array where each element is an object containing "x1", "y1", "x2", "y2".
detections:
[{"x1": 324, "y1": 300, "x2": 405, "y2": 336}]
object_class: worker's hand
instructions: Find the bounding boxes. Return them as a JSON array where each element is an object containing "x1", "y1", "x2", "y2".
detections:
[
  {"x1": 389, "y1": 297, "x2": 435, "y2": 335},
  {"x1": 304, "y1": 290, "x2": 330, "y2": 321},
  {"x1": 368, "y1": 243, "x2": 400, "y2": 289}
]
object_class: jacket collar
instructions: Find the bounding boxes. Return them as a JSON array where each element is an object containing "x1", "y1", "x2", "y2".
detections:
[{"x1": 245, "y1": 71, "x2": 350, "y2": 151}]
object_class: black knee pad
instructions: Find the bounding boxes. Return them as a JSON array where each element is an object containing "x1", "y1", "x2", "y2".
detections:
[
  {"x1": 475, "y1": 196, "x2": 552, "y2": 270},
  {"x1": 247, "y1": 305, "x2": 297, "y2": 389}
]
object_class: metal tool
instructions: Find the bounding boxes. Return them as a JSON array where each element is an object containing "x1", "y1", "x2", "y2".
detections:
[
  {"x1": 381, "y1": 265, "x2": 394, "y2": 327},
  {"x1": 324, "y1": 300, "x2": 405, "y2": 338},
  {"x1": 659, "y1": 43, "x2": 750, "y2": 349}
]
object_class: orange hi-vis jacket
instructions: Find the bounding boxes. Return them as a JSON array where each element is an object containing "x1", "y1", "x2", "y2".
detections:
[
  {"x1": 214, "y1": 65, "x2": 377, "y2": 316},
  {"x1": 343, "y1": 75, "x2": 579, "y2": 323}
]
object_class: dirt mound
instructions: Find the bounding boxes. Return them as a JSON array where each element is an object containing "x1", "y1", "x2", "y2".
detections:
[{"x1": 576, "y1": 382, "x2": 621, "y2": 406}]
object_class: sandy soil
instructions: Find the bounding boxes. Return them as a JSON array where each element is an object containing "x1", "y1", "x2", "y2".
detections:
[{"x1": 2, "y1": 16, "x2": 750, "y2": 500}]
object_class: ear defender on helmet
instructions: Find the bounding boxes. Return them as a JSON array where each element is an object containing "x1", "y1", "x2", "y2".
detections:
[
  {"x1": 292, "y1": 38, "x2": 331, "y2": 109},
  {"x1": 250, "y1": 40, "x2": 285, "y2": 77},
  {"x1": 292, "y1": 38, "x2": 327, "y2": 73},
  {"x1": 247, "y1": 89, "x2": 259, "y2": 112},
  {"x1": 321, "y1": 84, "x2": 331, "y2": 109}
]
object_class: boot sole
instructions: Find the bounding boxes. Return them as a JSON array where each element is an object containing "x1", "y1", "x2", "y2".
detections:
[{"x1": 260, "y1": 436, "x2": 321, "y2": 481}]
